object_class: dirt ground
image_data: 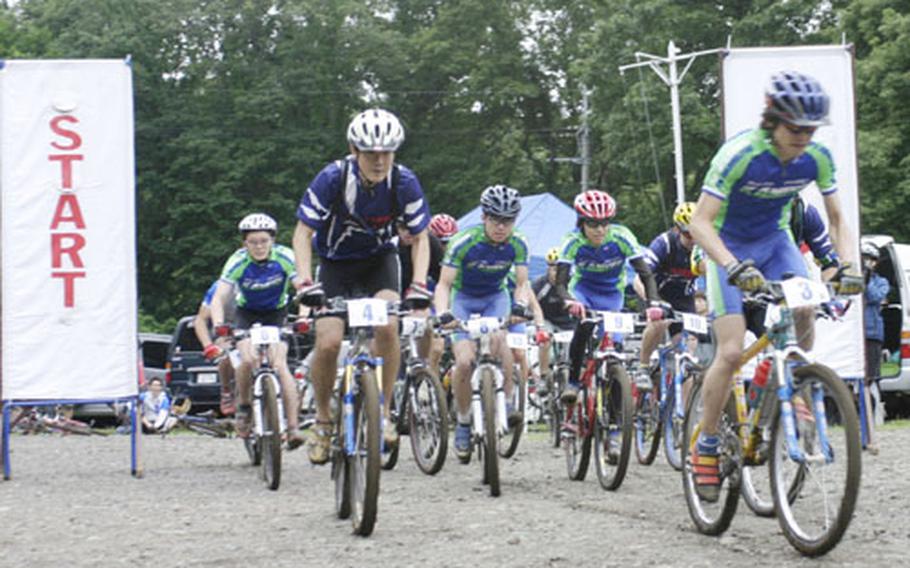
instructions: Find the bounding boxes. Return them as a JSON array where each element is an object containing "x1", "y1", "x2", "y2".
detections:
[{"x1": 1, "y1": 423, "x2": 908, "y2": 567}]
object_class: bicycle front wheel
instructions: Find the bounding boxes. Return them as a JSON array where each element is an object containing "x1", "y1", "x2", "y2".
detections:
[
  {"x1": 480, "y1": 368, "x2": 500, "y2": 497},
  {"x1": 350, "y1": 366, "x2": 382, "y2": 536},
  {"x1": 260, "y1": 374, "x2": 282, "y2": 491},
  {"x1": 593, "y1": 362, "x2": 633, "y2": 490},
  {"x1": 634, "y1": 368, "x2": 661, "y2": 465},
  {"x1": 407, "y1": 369, "x2": 449, "y2": 475},
  {"x1": 499, "y1": 366, "x2": 525, "y2": 459},
  {"x1": 681, "y1": 381, "x2": 741, "y2": 536},
  {"x1": 770, "y1": 364, "x2": 861, "y2": 557}
]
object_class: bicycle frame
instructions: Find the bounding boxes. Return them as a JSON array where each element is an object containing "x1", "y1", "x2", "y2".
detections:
[
  {"x1": 566, "y1": 322, "x2": 627, "y2": 439},
  {"x1": 656, "y1": 331, "x2": 699, "y2": 436},
  {"x1": 341, "y1": 327, "x2": 384, "y2": 456},
  {"x1": 469, "y1": 326, "x2": 508, "y2": 438}
]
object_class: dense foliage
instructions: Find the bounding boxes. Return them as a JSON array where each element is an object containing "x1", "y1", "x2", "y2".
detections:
[{"x1": 0, "y1": 0, "x2": 906, "y2": 330}]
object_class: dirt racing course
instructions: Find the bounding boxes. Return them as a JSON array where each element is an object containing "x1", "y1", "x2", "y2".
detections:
[{"x1": 1, "y1": 426, "x2": 908, "y2": 567}]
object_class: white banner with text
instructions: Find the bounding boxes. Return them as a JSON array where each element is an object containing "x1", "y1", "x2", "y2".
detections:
[{"x1": 1, "y1": 59, "x2": 137, "y2": 399}]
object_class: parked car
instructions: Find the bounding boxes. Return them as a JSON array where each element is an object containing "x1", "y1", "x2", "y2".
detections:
[
  {"x1": 74, "y1": 332, "x2": 173, "y2": 422},
  {"x1": 862, "y1": 235, "x2": 910, "y2": 416},
  {"x1": 166, "y1": 315, "x2": 221, "y2": 411}
]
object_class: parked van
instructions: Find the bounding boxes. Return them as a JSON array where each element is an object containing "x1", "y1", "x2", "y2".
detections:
[{"x1": 861, "y1": 235, "x2": 910, "y2": 412}]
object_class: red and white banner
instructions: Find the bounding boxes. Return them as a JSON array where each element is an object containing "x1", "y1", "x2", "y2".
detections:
[
  {"x1": 1, "y1": 59, "x2": 137, "y2": 400},
  {"x1": 721, "y1": 46, "x2": 863, "y2": 379}
]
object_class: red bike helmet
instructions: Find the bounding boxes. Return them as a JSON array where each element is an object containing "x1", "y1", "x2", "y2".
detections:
[
  {"x1": 573, "y1": 190, "x2": 616, "y2": 220},
  {"x1": 429, "y1": 213, "x2": 458, "y2": 241}
]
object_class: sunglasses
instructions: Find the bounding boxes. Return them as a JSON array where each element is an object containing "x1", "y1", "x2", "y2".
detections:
[
  {"x1": 487, "y1": 215, "x2": 516, "y2": 227},
  {"x1": 783, "y1": 123, "x2": 817, "y2": 136},
  {"x1": 583, "y1": 219, "x2": 609, "y2": 229}
]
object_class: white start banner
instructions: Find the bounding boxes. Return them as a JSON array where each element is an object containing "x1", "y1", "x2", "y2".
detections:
[
  {"x1": 721, "y1": 46, "x2": 863, "y2": 379},
  {"x1": 1, "y1": 59, "x2": 138, "y2": 400}
]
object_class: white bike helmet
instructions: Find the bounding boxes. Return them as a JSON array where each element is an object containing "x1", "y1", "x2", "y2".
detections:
[
  {"x1": 347, "y1": 109, "x2": 405, "y2": 152},
  {"x1": 238, "y1": 213, "x2": 277, "y2": 235}
]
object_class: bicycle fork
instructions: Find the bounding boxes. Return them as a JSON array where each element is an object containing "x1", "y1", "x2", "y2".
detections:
[
  {"x1": 252, "y1": 372, "x2": 287, "y2": 437},
  {"x1": 470, "y1": 364, "x2": 507, "y2": 440},
  {"x1": 341, "y1": 358, "x2": 385, "y2": 456},
  {"x1": 775, "y1": 358, "x2": 834, "y2": 464}
]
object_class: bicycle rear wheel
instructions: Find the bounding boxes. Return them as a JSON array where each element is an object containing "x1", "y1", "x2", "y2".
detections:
[
  {"x1": 499, "y1": 367, "x2": 525, "y2": 459},
  {"x1": 407, "y1": 369, "x2": 449, "y2": 475},
  {"x1": 260, "y1": 374, "x2": 282, "y2": 491},
  {"x1": 633, "y1": 368, "x2": 661, "y2": 465},
  {"x1": 332, "y1": 389, "x2": 351, "y2": 519},
  {"x1": 564, "y1": 388, "x2": 592, "y2": 481},
  {"x1": 350, "y1": 366, "x2": 382, "y2": 536},
  {"x1": 548, "y1": 367, "x2": 567, "y2": 448},
  {"x1": 681, "y1": 381, "x2": 741, "y2": 535},
  {"x1": 770, "y1": 364, "x2": 860, "y2": 557},
  {"x1": 593, "y1": 362, "x2": 633, "y2": 490}
]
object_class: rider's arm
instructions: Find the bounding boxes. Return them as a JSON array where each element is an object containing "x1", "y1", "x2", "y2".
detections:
[
  {"x1": 434, "y1": 265, "x2": 456, "y2": 314},
  {"x1": 209, "y1": 281, "x2": 233, "y2": 327},
  {"x1": 821, "y1": 192, "x2": 857, "y2": 267},
  {"x1": 193, "y1": 303, "x2": 214, "y2": 348},
  {"x1": 689, "y1": 193, "x2": 738, "y2": 268},
  {"x1": 513, "y1": 265, "x2": 531, "y2": 306},
  {"x1": 526, "y1": 281, "x2": 545, "y2": 326},
  {"x1": 630, "y1": 257, "x2": 659, "y2": 303},
  {"x1": 409, "y1": 228, "x2": 430, "y2": 286},
  {"x1": 292, "y1": 221, "x2": 316, "y2": 286}
]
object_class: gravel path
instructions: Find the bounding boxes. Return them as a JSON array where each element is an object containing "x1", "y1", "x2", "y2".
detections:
[{"x1": 1, "y1": 425, "x2": 908, "y2": 567}]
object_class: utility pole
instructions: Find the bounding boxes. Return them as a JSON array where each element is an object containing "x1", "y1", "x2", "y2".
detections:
[
  {"x1": 552, "y1": 87, "x2": 591, "y2": 193},
  {"x1": 619, "y1": 41, "x2": 724, "y2": 207}
]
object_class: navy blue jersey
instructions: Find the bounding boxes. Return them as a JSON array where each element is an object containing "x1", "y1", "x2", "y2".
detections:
[
  {"x1": 297, "y1": 157, "x2": 430, "y2": 261},
  {"x1": 800, "y1": 203, "x2": 839, "y2": 269},
  {"x1": 643, "y1": 229, "x2": 697, "y2": 303}
]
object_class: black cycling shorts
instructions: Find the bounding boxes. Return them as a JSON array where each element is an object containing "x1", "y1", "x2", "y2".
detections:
[
  {"x1": 235, "y1": 307, "x2": 287, "y2": 330},
  {"x1": 318, "y1": 249, "x2": 400, "y2": 299},
  {"x1": 667, "y1": 296, "x2": 696, "y2": 336}
]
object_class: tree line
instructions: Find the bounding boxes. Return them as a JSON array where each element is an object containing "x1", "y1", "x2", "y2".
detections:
[{"x1": 0, "y1": 0, "x2": 906, "y2": 331}]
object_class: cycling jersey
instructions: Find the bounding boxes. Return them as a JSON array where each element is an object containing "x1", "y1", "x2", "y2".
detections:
[
  {"x1": 702, "y1": 128, "x2": 837, "y2": 242},
  {"x1": 219, "y1": 245, "x2": 296, "y2": 311},
  {"x1": 532, "y1": 275, "x2": 573, "y2": 330},
  {"x1": 558, "y1": 225, "x2": 643, "y2": 300},
  {"x1": 443, "y1": 225, "x2": 529, "y2": 297},
  {"x1": 643, "y1": 229, "x2": 697, "y2": 306},
  {"x1": 297, "y1": 157, "x2": 430, "y2": 261},
  {"x1": 202, "y1": 280, "x2": 237, "y2": 323}
]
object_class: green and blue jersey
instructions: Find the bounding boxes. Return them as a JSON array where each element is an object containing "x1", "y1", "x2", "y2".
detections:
[
  {"x1": 558, "y1": 225, "x2": 642, "y2": 298},
  {"x1": 219, "y1": 245, "x2": 296, "y2": 311},
  {"x1": 443, "y1": 225, "x2": 529, "y2": 297}
]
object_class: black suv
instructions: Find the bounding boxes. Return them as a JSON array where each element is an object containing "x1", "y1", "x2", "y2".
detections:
[{"x1": 167, "y1": 315, "x2": 221, "y2": 410}]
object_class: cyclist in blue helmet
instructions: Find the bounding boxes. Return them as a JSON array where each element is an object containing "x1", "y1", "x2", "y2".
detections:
[{"x1": 687, "y1": 71, "x2": 863, "y2": 502}]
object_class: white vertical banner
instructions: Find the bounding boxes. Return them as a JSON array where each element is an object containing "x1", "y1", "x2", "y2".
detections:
[
  {"x1": 1, "y1": 59, "x2": 137, "y2": 399},
  {"x1": 721, "y1": 46, "x2": 863, "y2": 378}
]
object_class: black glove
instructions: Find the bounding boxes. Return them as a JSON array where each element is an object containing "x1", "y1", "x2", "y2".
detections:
[
  {"x1": 436, "y1": 311, "x2": 456, "y2": 327},
  {"x1": 511, "y1": 302, "x2": 532, "y2": 320},
  {"x1": 833, "y1": 262, "x2": 864, "y2": 296},
  {"x1": 296, "y1": 280, "x2": 325, "y2": 307},
  {"x1": 404, "y1": 281, "x2": 432, "y2": 309},
  {"x1": 725, "y1": 259, "x2": 766, "y2": 293}
]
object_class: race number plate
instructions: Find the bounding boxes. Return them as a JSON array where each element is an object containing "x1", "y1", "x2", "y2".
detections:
[
  {"x1": 553, "y1": 331, "x2": 574, "y2": 344},
  {"x1": 601, "y1": 312, "x2": 635, "y2": 334},
  {"x1": 780, "y1": 276, "x2": 830, "y2": 308},
  {"x1": 507, "y1": 333, "x2": 528, "y2": 349},
  {"x1": 249, "y1": 325, "x2": 281, "y2": 345},
  {"x1": 681, "y1": 312, "x2": 708, "y2": 335},
  {"x1": 401, "y1": 316, "x2": 426, "y2": 337},
  {"x1": 347, "y1": 298, "x2": 389, "y2": 327},
  {"x1": 195, "y1": 372, "x2": 218, "y2": 385},
  {"x1": 466, "y1": 317, "x2": 501, "y2": 338}
]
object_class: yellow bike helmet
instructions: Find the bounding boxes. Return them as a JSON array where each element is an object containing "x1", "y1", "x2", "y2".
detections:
[
  {"x1": 545, "y1": 247, "x2": 560, "y2": 265},
  {"x1": 673, "y1": 201, "x2": 696, "y2": 231}
]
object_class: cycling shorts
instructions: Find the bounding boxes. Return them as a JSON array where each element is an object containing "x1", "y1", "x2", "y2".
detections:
[
  {"x1": 666, "y1": 295, "x2": 696, "y2": 336},
  {"x1": 451, "y1": 289, "x2": 510, "y2": 342},
  {"x1": 570, "y1": 282, "x2": 623, "y2": 312},
  {"x1": 318, "y1": 248, "x2": 400, "y2": 299},
  {"x1": 706, "y1": 230, "x2": 808, "y2": 318},
  {"x1": 235, "y1": 307, "x2": 288, "y2": 330}
]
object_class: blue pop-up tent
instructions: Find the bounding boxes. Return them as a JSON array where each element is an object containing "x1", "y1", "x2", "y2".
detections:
[{"x1": 457, "y1": 192, "x2": 577, "y2": 280}]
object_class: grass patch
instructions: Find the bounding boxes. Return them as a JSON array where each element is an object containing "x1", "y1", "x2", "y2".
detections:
[{"x1": 880, "y1": 419, "x2": 910, "y2": 430}]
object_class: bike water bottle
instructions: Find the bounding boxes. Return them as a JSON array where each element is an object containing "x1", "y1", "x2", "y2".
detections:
[{"x1": 747, "y1": 358, "x2": 772, "y2": 410}]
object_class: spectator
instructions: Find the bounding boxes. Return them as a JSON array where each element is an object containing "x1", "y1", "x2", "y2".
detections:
[
  {"x1": 140, "y1": 377, "x2": 177, "y2": 434},
  {"x1": 862, "y1": 242, "x2": 889, "y2": 454}
]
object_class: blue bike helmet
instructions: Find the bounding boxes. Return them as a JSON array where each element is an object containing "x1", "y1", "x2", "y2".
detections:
[{"x1": 765, "y1": 71, "x2": 830, "y2": 127}]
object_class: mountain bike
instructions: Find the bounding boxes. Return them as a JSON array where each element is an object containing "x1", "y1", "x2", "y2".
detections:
[
  {"x1": 319, "y1": 296, "x2": 390, "y2": 536},
  {"x1": 230, "y1": 322, "x2": 294, "y2": 491},
  {"x1": 633, "y1": 312, "x2": 705, "y2": 469},
  {"x1": 681, "y1": 278, "x2": 861, "y2": 557},
  {"x1": 539, "y1": 330, "x2": 573, "y2": 448},
  {"x1": 562, "y1": 312, "x2": 634, "y2": 491},
  {"x1": 447, "y1": 315, "x2": 526, "y2": 497},
  {"x1": 381, "y1": 314, "x2": 448, "y2": 475}
]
